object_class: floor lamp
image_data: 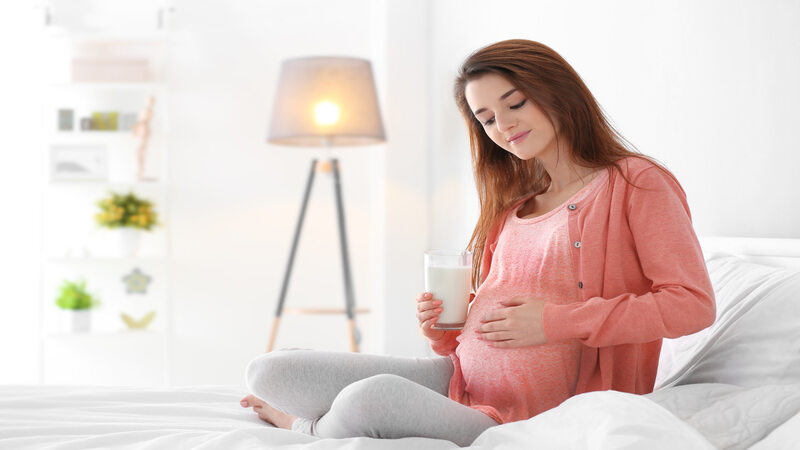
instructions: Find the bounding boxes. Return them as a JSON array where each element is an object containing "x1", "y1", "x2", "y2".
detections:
[{"x1": 266, "y1": 57, "x2": 386, "y2": 352}]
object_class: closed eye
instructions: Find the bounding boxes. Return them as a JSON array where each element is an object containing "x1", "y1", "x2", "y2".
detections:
[{"x1": 480, "y1": 100, "x2": 527, "y2": 127}]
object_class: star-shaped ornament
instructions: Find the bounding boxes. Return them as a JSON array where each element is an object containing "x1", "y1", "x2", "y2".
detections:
[{"x1": 122, "y1": 267, "x2": 152, "y2": 294}]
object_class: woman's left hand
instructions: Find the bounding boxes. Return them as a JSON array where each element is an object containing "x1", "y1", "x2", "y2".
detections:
[{"x1": 477, "y1": 297, "x2": 548, "y2": 348}]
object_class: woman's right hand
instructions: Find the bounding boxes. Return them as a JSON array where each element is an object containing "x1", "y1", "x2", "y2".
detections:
[{"x1": 416, "y1": 292, "x2": 446, "y2": 341}]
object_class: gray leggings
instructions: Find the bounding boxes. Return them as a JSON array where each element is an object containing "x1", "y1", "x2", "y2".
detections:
[{"x1": 244, "y1": 349, "x2": 499, "y2": 447}]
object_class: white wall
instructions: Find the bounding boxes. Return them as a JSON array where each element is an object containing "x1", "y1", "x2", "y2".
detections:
[
  {"x1": 428, "y1": 0, "x2": 800, "y2": 253},
  {"x1": 0, "y1": 3, "x2": 46, "y2": 384},
  {"x1": 379, "y1": 0, "x2": 435, "y2": 357},
  {"x1": 165, "y1": 0, "x2": 436, "y2": 372},
  {"x1": 166, "y1": 0, "x2": 389, "y2": 384}
]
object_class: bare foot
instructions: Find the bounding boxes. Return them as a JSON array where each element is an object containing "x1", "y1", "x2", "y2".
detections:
[{"x1": 240, "y1": 394, "x2": 297, "y2": 429}]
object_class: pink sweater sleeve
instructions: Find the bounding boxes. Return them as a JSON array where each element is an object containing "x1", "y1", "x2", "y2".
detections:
[
  {"x1": 428, "y1": 331, "x2": 461, "y2": 355},
  {"x1": 543, "y1": 166, "x2": 716, "y2": 347}
]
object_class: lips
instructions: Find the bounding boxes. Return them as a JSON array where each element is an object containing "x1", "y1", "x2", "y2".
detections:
[{"x1": 507, "y1": 130, "x2": 531, "y2": 144}]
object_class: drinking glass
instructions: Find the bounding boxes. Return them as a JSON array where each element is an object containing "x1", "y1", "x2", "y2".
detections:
[{"x1": 424, "y1": 250, "x2": 472, "y2": 330}]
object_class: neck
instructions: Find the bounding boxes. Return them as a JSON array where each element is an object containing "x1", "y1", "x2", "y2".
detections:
[{"x1": 537, "y1": 147, "x2": 596, "y2": 195}]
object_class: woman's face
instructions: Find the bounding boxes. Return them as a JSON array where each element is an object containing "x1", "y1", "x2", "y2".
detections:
[{"x1": 464, "y1": 73, "x2": 558, "y2": 160}]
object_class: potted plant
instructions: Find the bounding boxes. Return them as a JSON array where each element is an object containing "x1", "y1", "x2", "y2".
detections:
[
  {"x1": 95, "y1": 191, "x2": 159, "y2": 257},
  {"x1": 55, "y1": 279, "x2": 101, "y2": 333}
]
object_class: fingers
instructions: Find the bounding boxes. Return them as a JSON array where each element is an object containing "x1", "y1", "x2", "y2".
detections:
[
  {"x1": 416, "y1": 299, "x2": 442, "y2": 312},
  {"x1": 477, "y1": 319, "x2": 507, "y2": 335},
  {"x1": 416, "y1": 293, "x2": 441, "y2": 308},
  {"x1": 416, "y1": 292, "x2": 446, "y2": 340},
  {"x1": 480, "y1": 310, "x2": 505, "y2": 324},
  {"x1": 416, "y1": 292, "x2": 433, "y2": 302},
  {"x1": 420, "y1": 316, "x2": 438, "y2": 330},
  {"x1": 416, "y1": 306, "x2": 443, "y2": 326},
  {"x1": 479, "y1": 331, "x2": 508, "y2": 341},
  {"x1": 415, "y1": 293, "x2": 442, "y2": 323}
]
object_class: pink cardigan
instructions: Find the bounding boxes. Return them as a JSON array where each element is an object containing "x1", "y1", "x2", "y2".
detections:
[{"x1": 431, "y1": 156, "x2": 716, "y2": 400}]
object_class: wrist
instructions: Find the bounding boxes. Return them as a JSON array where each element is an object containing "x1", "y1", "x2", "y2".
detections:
[{"x1": 428, "y1": 330, "x2": 446, "y2": 341}]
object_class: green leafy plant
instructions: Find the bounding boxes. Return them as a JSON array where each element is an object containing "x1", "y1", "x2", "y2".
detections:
[
  {"x1": 55, "y1": 279, "x2": 100, "y2": 310},
  {"x1": 95, "y1": 191, "x2": 159, "y2": 230}
]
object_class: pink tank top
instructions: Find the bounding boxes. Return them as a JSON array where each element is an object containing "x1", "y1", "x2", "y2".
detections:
[{"x1": 453, "y1": 170, "x2": 609, "y2": 423}]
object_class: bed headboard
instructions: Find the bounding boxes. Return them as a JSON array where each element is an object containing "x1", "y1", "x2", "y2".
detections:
[{"x1": 698, "y1": 235, "x2": 800, "y2": 270}]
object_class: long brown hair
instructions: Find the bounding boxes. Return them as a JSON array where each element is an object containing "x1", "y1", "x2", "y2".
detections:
[{"x1": 454, "y1": 39, "x2": 675, "y2": 291}]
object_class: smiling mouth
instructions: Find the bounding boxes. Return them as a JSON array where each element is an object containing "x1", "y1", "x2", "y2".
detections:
[{"x1": 507, "y1": 130, "x2": 531, "y2": 144}]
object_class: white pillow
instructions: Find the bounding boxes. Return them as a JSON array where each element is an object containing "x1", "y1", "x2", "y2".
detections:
[{"x1": 655, "y1": 253, "x2": 800, "y2": 389}]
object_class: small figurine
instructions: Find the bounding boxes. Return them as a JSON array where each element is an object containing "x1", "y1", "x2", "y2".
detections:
[
  {"x1": 132, "y1": 96, "x2": 156, "y2": 181},
  {"x1": 122, "y1": 267, "x2": 152, "y2": 294},
  {"x1": 121, "y1": 311, "x2": 156, "y2": 330}
]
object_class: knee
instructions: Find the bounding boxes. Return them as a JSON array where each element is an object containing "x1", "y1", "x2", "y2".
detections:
[
  {"x1": 327, "y1": 374, "x2": 406, "y2": 435},
  {"x1": 244, "y1": 350, "x2": 303, "y2": 402},
  {"x1": 338, "y1": 373, "x2": 401, "y2": 404}
]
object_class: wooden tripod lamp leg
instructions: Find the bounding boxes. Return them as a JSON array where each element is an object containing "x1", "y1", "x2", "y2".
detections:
[
  {"x1": 267, "y1": 317, "x2": 280, "y2": 352},
  {"x1": 267, "y1": 159, "x2": 318, "y2": 353},
  {"x1": 347, "y1": 319, "x2": 358, "y2": 352}
]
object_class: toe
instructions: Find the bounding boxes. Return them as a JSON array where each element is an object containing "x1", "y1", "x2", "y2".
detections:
[{"x1": 240, "y1": 394, "x2": 255, "y2": 407}]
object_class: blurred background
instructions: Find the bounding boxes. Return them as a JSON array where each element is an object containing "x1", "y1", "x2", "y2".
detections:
[{"x1": 1, "y1": 0, "x2": 798, "y2": 387}]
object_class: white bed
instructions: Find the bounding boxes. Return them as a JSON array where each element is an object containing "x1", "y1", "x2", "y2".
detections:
[{"x1": 2, "y1": 236, "x2": 799, "y2": 449}]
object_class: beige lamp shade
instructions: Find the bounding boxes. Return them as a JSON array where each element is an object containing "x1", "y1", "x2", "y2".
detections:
[{"x1": 268, "y1": 56, "x2": 386, "y2": 147}]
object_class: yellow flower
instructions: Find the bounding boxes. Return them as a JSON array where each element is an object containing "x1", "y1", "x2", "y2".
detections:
[{"x1": 96, "y1": 192, "x2": 158, "y2": 229}]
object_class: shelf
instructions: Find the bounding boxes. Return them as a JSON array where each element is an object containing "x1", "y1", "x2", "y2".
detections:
[
  {"x1": 46, "y1": 256, "x2": 168, "y2": 264},
  {"x1": 45, "y1": 330, "x2": 168, "y2": 339},
  {"x1": 44, "y1": 30, "x2": 171, "y2": 43},
  {"x1": 49, "y1": 82, "x2": 166, "y2": 91},
  {"x1": 47, "y1": 132, "x2": 166, "y2": 145},
  {"x1": 42, "y1": 329, "x2": 170, "y2": 386},
  {"x1": 50, "y1": 131, "x2": 136, "y2": 136},
  {"x1": 39, "y1": 21, "x2": 174, "y2": 387},
  {"x1": 46, "y1": 179, "x2": 166, "y2": 188},
  {"x1": 48, "y1": 131, "x2": 137, "y2": 142}
]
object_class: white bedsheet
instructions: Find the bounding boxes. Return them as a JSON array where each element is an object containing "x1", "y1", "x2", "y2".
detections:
[{"x1": 3, "y1": 382, "x2": 797, "y2": 449}]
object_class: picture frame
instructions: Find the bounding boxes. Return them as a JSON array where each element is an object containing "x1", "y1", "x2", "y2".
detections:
[{"x1": 49, "y1": 145, "x2": 108, "y2": 182}]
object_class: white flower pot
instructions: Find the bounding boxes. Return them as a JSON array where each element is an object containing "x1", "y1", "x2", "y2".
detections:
[
  {"x1": 60, "y1": 309, "x2": 91, "y2": 333},
  {"x1": 115, "y1": 228, "x2": 141, "y2": 257}
]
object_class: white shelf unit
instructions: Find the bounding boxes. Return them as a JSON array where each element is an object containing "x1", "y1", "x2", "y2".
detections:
[
  {"x1": 38, "y1": 16, "x2": 174, "y2": 387},
  {"x1": 42, "y1": 330, "x2": 170, "y2": 386}
]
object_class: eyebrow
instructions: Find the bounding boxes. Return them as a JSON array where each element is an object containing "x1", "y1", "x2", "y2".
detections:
[{"x1": 473, "y1": 88, "x2": 518, "y2": 115}]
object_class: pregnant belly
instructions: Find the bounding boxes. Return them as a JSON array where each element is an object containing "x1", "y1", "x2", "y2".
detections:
[{"x1": 456, "y1": 332, "x2": 581, "y2": 418}]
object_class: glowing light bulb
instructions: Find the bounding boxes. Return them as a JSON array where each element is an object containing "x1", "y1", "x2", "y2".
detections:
[{"x1": 314, "y1": 101, "x2": 341, "y2": 126}]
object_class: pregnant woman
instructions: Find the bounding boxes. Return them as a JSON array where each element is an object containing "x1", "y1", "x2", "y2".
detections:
[{"x1": 241, "y1": 39, "x2": 716, "y2": 447}]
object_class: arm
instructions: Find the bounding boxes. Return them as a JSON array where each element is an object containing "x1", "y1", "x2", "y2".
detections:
[{"x1": 543, "y1": 166, "x2": 716, "y2": 348}]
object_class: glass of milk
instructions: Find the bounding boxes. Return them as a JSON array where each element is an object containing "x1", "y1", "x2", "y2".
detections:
[{"x1": 424, "y1": 250, "x2": 472, "y2": 330}]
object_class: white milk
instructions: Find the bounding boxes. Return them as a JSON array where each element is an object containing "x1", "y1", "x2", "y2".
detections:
[{"x1": 425, "y1": 265, "x2": 471, "y2": 328}]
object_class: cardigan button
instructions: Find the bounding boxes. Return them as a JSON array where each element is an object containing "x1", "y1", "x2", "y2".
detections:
[
  {"x1": 578, "y1": 281, "x2": 583, "y2": 288},
  {"x1": 574, "y1": 241, "x2": 581, "y2": 248},
  {"x1": 568, "y1": 204, "x2": 577, "y2": 210}
]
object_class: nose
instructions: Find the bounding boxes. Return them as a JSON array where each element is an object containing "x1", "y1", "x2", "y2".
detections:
[{"x1": 494, "y1": 111, "x2": 515, "y2": 133}]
